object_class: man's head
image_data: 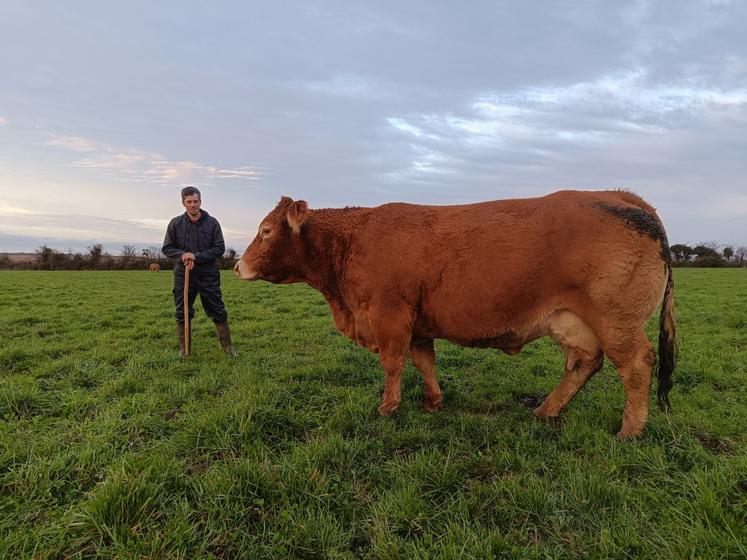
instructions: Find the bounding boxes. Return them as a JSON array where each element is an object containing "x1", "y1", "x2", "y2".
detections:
[{"x1": 181, "y1": 186, "x2": 202, "y2": 218}]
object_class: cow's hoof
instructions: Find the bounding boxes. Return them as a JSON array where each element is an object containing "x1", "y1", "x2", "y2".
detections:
[
  {"x1": 616, "y1": 429, "x2": 643, "y2": 440},
  {"x1": 423, "y1": 397, "x2": 443, "y2": 413},
  {"x1": 378, "y1": 401, "x2": 400, "y2": 416},
  {"x1": 532, "y1": 404, "x2": 554, "y2": 418}
]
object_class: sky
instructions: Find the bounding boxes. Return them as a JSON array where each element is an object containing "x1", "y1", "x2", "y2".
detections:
[{"x1": 1, "y1": 0, "x2": 746, "y2": 254}]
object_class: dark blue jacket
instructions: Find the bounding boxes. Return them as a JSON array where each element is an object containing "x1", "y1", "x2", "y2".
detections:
[{"x1": 162, "y1": 210, "x2": 225, "y2": 270}]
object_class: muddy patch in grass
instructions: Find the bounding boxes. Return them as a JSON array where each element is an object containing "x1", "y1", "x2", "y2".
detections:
[
  {"x1": 514, "y1": 393, "x2": 548, "y2": 409},
  {"x1": 693, "y1": 430, "x2": 734, "y2": 454}
]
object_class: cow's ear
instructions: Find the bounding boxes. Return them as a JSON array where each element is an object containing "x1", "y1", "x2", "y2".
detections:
[{"x1": 287, "y1": 200, "x2": 308, "y2": 234}]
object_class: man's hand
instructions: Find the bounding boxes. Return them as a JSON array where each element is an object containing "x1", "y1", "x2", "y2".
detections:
[{"x1": 182, "y1": 252, "x2": 196, "y2": 271}]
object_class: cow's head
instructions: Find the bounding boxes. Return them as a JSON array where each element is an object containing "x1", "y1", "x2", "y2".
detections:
[{"x1": 234, "y1": 196, "x2": 309, "y2": 283}]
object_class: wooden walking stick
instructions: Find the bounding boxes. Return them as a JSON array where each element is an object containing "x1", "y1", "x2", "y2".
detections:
[{"x1": 183, "y1": 261, "x2": 190, "y2": 357}]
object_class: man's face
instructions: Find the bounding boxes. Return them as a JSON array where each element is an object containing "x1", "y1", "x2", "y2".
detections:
[{"x1": 182, "y1": 194, "x2": 201, "y2": 217}]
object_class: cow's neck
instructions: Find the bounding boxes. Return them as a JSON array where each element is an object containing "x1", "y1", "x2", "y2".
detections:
[{"x1": 297, "y1": 208, "x2": 362, "y2": 304}]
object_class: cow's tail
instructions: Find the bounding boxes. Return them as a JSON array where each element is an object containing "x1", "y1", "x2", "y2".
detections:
[{"x1": 656, "y1": 263, "x2": 676, "y2": 411}]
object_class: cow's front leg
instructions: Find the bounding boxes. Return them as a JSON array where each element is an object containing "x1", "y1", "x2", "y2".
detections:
[
  {"x1": 370, "y1": 305, "x2": 413, "y2": 416},
  {"x1": 378, "y1": 346, "x2": 407, "y2": 416},
  {"x1": 409, "y1": 339, "x2": 443, "y2": 412}
]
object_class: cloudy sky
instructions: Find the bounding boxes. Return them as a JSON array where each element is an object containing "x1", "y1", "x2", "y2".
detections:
[{"x1": 1, "y1": 0, "x2": 746, "y2": 254}]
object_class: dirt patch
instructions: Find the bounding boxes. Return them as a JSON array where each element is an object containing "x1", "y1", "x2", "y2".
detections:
[
  {"x1": 694, "y1": 431, "x2": 733, "y2": 454},
  {"x1": 514, "y1": 393, "x2": 548, "y2": 409},
  {"x1": 185, "y1": 460, "x2": 210, "y2": 476},
  {"x1": 165, "y1": 406, "x2": 183, "y2": 420}
]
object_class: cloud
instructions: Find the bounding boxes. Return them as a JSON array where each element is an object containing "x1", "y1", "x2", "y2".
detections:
[
  {"x1": 0, "y1": 116, "x2": 9, "y2": 126},
  {"x1": 1, "y1": 211, "x2": 170, "y2": 244},
  {"x1": 0, "y1": 199, "x2": 33, "y2": 215},
  {"x1": 383, "y1": 69, "x2": 747, "y2": 182},
  {"x1": 45, "y1": 133, "x2": 266, "y2": 184},
  {"x1": 127, "y1": 217, "x2": 170, "y2": 231},
  {"x1": 389, "y1": 69, "x2": 747, "y2": 146},
  {"x1": 46, "y1": 134, "x2": 104, "y2": 152},
  {"x1": 303, "y1": 73, "x2": 395, "y2": 100}
]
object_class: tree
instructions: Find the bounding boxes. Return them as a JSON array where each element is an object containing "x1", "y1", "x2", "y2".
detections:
[
  {"x1": 36, "y1": 245, "x2": 56, "y2": 269},
  {"x1": 121, "y1": 245, "x2": 137, "y2": 258},
  {"x1": 693, "y1": 244, "x2": 720, "y2": 259},
  {"x1": 35, "y1": 245, "x2": 70, "y2": 270},
  {"x1": 88, "y1": 244, "x2": 103, "y2": 266},
  {"x1": 670, "y1": 244, "x2": 692, "y2": 262},
  {"x1": 692, "y1": 244, "x2": 724, "y2": 267},
  {"x1": 217, "y1": 247, "x2": 239, "y2": 270},
  {"x1": 722, "y1": 246, "x2": 734, "y2": 262},
  {"x1": 735, "y1": 246, "x2": 747, "y2": 265},
  {"x1": 120, "y1": 245, "x2": 138, "y2": 268}
]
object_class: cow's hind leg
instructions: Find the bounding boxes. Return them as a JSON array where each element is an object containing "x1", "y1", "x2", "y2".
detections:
[
  {"x1": 534, "y1": 311, "x2": 603, "y2": 419},
  {"x1": 533, "y1": 348, "x2": 604, "y2": 419},
  {"x1": 600, "y1": 328, "x2": 656, "y2": 438},
  {"x1": 409, "y1": 339, "x2": 443, "y2": 412}
]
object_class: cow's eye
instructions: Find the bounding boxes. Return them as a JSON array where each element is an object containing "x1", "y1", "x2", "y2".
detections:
[{"x1": 261, "y1": 227, "x2": 272, "y2": 238}]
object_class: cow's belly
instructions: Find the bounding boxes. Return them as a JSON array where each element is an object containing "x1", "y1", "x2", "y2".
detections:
[{"x1": 413, "y1": 292, "x2": 556, "y2": 350}]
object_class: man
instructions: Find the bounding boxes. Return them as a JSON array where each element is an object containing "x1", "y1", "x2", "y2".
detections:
[{"x1": 162, "y1": 186, "x2": 237, "y2": 357}]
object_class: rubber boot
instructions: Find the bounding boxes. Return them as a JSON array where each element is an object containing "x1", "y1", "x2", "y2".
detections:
[
  {"x1": 176, "y1": 322, "x2": 192, "y2": 358},
  {"x1": 215, "y1": 321, "x2": 238, "y2": 356}
]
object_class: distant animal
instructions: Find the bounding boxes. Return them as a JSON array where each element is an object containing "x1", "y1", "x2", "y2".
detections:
[
  {"x1": 235, "y1": 190, "x2": 676, "y2": 437},
  {"x1": 149, "y1": 263, "x2": 161, "y2": 272}
]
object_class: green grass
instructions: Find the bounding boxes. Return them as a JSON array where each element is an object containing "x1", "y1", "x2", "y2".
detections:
[{"x1": 0, "y1": 268, "x2": 745, "y2": 559}]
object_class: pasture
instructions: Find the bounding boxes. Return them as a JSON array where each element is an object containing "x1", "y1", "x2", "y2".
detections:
[{"x1": 0, "y1": 268, "x2": 745, "y2": 558}]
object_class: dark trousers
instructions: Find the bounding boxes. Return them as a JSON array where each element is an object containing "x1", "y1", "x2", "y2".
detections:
[{"x1": 173, "y1": 266, "x2": 228, "y2": 324}]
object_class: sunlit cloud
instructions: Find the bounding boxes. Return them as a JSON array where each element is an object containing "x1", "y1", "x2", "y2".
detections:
[
  {"x1": 0, "y1": 199, "x2": 34, "y2": 215},
  {"x1": 2, "y1": 212, "x2": 172, "y2": 244},
  {"x1": 127, "y1": 217, "x2": 170, "y2": 231},
  {"x1": 46, "y1": 134, "x2": 107, "y2": 152},
  {"x1": 45, "y1": 133, "x2": 266, "y2": 184},
  {"x1": 0, "y1": 116, "x2": 9, "y2": 126}
]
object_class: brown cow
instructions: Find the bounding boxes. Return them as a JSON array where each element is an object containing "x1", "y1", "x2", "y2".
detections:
[
  {"x1": 235, "y1": 190, "x2": 676, "y2": 437},
  {"x1": 149, "y1": 263, "x2": 161, "y2": 272}
]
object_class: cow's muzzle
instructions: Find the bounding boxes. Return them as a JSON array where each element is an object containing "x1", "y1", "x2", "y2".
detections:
[{"x1": 234, "y1": 260, "x2": 259, "y2": 280}]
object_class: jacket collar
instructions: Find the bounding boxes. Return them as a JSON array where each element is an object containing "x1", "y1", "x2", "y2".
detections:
[{"x1": 182, "y1": 209, "x2": 210, "y2": 224}]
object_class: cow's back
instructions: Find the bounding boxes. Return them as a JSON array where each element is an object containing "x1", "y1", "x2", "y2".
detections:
[{"x1": 343, "y1": 190, "x2": 668, "y2": 343}]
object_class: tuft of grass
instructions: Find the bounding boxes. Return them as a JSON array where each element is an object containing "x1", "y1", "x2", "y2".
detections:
[{"x1": 0, "y1": 268, "x2": 745, "y2": 558}]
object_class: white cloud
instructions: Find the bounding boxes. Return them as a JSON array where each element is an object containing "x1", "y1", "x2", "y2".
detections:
[
  {"x1": 127, "y1": 217, "x2": 169, "y2": 231},
  {"x1": 387, "y1": 117, "x2": 440, "y2": 139},
  {"x1": 45, "y1": 133, "x2": 265, "y2": 184},
  {"x1": 46, "y1": 134, "x2": 106, "y2": 152},
  {"x1": 387, "y1": 69, "x2": 747, "y2": 152},
  {"x1": 0, "y1": 199, "x2": 33, "y2": 215},
  {"x1": 304, "y1": 73, "x2": 394, "y2": 100}
]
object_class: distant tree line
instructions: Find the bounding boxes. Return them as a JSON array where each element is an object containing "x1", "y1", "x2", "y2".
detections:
[
  {"x1": 0, "y1": 241, "x2": 744, "y2": 270},
  {"x1": 669, "y1": 243, "x2": 746, "y2": 268},
  {"x1": 0, "y1": 244, "x2": 240, "y2": 270}
]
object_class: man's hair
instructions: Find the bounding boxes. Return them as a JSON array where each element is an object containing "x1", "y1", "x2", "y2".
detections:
[{"x1": 181, "y1": 186, "x2": 201, "y2": 201}]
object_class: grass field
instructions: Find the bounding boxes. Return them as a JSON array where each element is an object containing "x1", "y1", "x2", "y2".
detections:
[{"x1": 1, "y1": 268, "x2": 745, "y2": 559}]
